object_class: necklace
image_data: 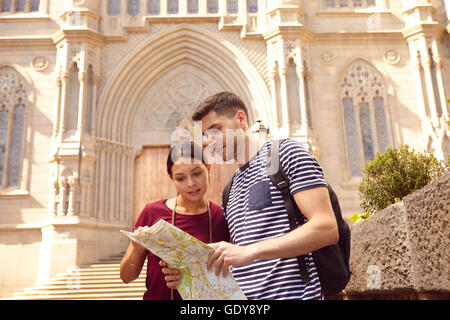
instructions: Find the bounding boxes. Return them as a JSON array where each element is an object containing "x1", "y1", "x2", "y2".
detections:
[{"x1": 170, "y1": 195, "x2": 212, "y2": 299}]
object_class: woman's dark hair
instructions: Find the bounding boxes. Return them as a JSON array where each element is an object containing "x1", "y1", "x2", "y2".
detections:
[
  {"x1": 191, "y1": 91, "x2": 249, "y2": 122},
  {"x1": 167, "y1": 141, "x2": 207, "y2": 178}
]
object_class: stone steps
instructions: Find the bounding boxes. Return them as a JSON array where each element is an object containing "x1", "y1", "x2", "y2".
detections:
[{"x1": 6, "y1": 252, "x2": 147, "y2": 300}]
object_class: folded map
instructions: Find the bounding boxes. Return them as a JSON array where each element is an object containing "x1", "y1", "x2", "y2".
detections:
[{"x1": 120, "y1": 219, "x2": 247, "y2": 300}]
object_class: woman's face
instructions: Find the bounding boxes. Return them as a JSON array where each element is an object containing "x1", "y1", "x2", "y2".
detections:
[{"x1": 170, "y1": 157, "x2": 209, "y2": 203}]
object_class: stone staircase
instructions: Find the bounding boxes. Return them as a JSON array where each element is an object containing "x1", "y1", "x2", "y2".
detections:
[{"x1": 7, "y1": 252, "x2": 147, "y2": 300}]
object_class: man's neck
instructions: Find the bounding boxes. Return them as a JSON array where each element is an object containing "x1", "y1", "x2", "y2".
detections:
[{"x1": 237, "y1": 131, "x2": 265, "y2": 168}]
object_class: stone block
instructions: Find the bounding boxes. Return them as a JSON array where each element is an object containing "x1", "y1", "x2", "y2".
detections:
[
  {"x1": 403, "y1": 174, "x2": 450, "y2": 293},
  {"x1": 345, "y1": 174, "x2": 450, "y2": 298}
]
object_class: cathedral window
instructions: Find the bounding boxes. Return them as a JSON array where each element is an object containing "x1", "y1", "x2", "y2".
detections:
[
  {"x1": 247, "y1": 0, "x2": 258, "y2": 13},
  {"x1": 108, "y1": 0, "x2": 121, "y2": 16},
  {"x1": 188, "y1": 0, "x2": 198, "y2": 14},
  {"x1": 340, "y1": 60, "x2": 391, "y2": 177},
  {"x1": 339, "y1": 0, "x2": 349, "y2": 8},
  {"x1": 16, "y1": 0, "x2": 26, "y2": 12},
  {"x1": 207, "y1": 0, "x2": 218, "y2": 13},
  {"x1": 325, "y1": 0, "x2": 336, "y2": 7},
  {"x1": 2, "y1": 0, "x2": 12, "y2": 12},
  {"x1": 0, "y1": 67, "x2": 29, "y2": 189},
  {"x1": 128, "y1": 0, "x2": 140, "y2": 16},
  {"x1": 1, "y1": 0, "x2": 40, "y2": 12},
  {"x1": 324, "y1": 0, "x2": 378, "y2": 9},
  {"x1": 148, "y1": 0, "x2": 160, "y2": 15},
  {"x1": 227, "y1": 0, "x2": 238, "y2": 14},
  {"x1": 168, "y1": 0, "x2": 179, "y2": 14},
  {"x1": 30, "y1": 0, "x2": 39, "y2": 11}
]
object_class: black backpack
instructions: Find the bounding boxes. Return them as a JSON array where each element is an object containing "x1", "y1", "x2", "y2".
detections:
[{"x1": 222, "y1": 139, "x2": 351, "y2": 297}]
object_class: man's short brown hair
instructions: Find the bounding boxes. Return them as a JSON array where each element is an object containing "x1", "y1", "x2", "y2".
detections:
[{"x1": 191, "y1": 91, "x2": 249, "y2": 122}]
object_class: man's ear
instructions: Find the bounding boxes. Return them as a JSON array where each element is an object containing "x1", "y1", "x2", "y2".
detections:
[{"x1": 235, "y1": 110, "x2": 248, "y2": 129}]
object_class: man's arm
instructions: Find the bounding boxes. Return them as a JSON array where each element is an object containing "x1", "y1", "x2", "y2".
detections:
[{"x1": 206, "y1": 186, "x2": 339, "y2": 277}]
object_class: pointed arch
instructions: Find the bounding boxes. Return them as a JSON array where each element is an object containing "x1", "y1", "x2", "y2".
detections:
[
  {"x1": 97, "y1": 24, "x2": 272, "y2": 146},
  {"x1": 339, "y1": 59, "x2": 393, "y2": 177},
  {"x1": 0, "y1": 66, "x2": 31, "y2": 190}
]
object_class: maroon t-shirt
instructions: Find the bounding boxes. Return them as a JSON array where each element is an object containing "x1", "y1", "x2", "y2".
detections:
[{"x1": 133, "y1": 199, "x2": 230, "y2": 300}]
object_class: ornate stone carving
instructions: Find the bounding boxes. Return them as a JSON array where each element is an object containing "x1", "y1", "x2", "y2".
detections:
[
  {"x1": 70, "y1": 46, "x2": 81, "y2": 65},
  {"x1": 320, "y1": 51, "x2": 335, "y2": 66},
  {"x1": 32, "y1": 56, "x2": 49, "y2": 72},
  {"x1": 140, "y1": 72, "x2": 215, "y2": 131},
  {"x1": 284, "y1": 40, "x2": 297, "y2": 62},
  {"x1": 72, "y1": 0, "x2": 86, "y2": 7},
  {"x1": 0, "y1": 67, "x2": 30, "y2": 110},
  {"x1": 383, "y1": 50, "x2": 400, "y2": 65}
]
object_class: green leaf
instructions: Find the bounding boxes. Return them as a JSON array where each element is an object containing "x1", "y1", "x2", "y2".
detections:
[{"x1": 348, "y1": 213, "x2": 363, "y2": 224}]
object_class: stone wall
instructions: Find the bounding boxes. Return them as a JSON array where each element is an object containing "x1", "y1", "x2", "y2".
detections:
[{"x1": 343, "y1": 174, "x2": 450, "y2": 299}]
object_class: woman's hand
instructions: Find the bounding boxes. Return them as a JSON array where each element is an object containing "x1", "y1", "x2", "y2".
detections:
[{"x1": 160, "y1": 260, "x2": 181, "y2": 289}]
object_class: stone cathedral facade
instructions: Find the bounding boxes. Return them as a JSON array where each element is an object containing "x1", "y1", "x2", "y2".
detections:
[{"x1": 0, "y1": 0, "x2": 449, "y2": 297}]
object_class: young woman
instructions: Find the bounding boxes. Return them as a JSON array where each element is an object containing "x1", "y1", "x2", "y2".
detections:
[{"x1": 119, "y1": 141, "x2": 230, "y2": 300}]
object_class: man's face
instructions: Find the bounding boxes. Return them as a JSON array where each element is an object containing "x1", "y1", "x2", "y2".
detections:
[{"x1": 200, "y1": 111, "x2": 241, "y2": 163}]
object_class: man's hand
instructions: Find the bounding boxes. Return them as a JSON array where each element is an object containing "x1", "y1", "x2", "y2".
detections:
[
  {"x1": 159, "y1": 260, "x2": 181, "y2": 289},
  {"x1": 206, "y1": 242, "x2": 256, "y2": 278}
]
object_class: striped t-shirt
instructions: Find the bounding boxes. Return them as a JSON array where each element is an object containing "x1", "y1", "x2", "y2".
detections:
[{"x1": 224, "y1": 139, "x2": 327, "y2": 300}]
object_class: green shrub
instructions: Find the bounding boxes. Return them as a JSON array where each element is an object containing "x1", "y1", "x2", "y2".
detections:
[{"x1": 358, "y1": 145, "x2": 439, "y2": 214}]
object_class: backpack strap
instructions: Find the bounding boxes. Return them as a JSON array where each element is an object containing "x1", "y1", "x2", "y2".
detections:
[
  {"x1": 266, "y1": 139, "x2": 310, "y2": 284},
  {"x1": 222, "y1": 179, "x2": 233, "y2": 217}
]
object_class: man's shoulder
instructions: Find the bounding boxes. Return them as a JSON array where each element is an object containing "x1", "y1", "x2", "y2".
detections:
[{"x1": 267, "y1": 138, "x2": 309, "y2": 157}]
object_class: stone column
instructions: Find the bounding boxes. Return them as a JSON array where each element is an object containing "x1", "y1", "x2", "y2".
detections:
[
  {"x1": 52, "y1": 76, "x2": 62, "y2": 139},
  {"x1": 77, "y1": 69, "x2": 88, "y2": 137},
  {"x1": 420, "y1": 46, "x2": 440, "y2": 128},
  {"x1": 410, "y1": 48, "x2": 429, "y2": 131},
  {"x1": 297, "y1": 63, "x2": 308, "y2": 135},
  {"x1": 57, "y1": 176, "x2": 68, "y2": 216},
  {"x1": 59, "y1": 72, "x2": 71, "y2": 135},
  {"x1": 269, "y1": 69, "x2": 280, "y2": 130},
  {"x1": 278, "y1": 66, "x2": 290, "y2": 136},
  {"x1": 430, "y1": 41, "x2": 449, "y2": 121},
  {"x1": 67, "y1": 176, "x2": 78, "y2": 216}
]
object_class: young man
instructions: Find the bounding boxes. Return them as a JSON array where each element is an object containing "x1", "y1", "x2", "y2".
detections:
[{"x1": 162, "y1": 92, "x2": 338, "y2": 300}]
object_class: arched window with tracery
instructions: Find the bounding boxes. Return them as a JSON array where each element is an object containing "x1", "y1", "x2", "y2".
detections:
[
  {"x1": 108, "y1": 0, "x2": 121, "y2": 16},
  {"x1": 227, "y1": 0, "x2": 238, "y2": 14},
  {"x1": 0, "y1": 67, "x2": 29, "y2": 189},
  {"x1": 128, "y1": 0, "x2": 140, "y2": 16},
  {"x1": 168, "y1": 0, "x2": 179, "y2": 14},
  {"x1": 148, "y1": 0, "x2": 160, "y2": 14},
  {"x1": 207, "y1": 0, "x2": 218, "y2": 13},
  {"x1": 188, "y1": 0, "x2": 198, "y2": 13},
  {"x1": 340, "y1": 59, "x2": 392, "y2": 177}
]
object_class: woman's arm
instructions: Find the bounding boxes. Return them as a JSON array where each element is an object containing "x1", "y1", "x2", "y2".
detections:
[{"x1": 120, "y1": 240, "x2": 147, "y2": 283}]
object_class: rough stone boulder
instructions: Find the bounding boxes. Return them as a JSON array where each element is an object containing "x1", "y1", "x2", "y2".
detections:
[{"x1": 344, "y1": 174, "x2": 450, "y2": 299}]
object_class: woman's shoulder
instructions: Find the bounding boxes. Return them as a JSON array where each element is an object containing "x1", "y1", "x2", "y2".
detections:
[
  {"x1": 134, "y1": 199, "x2": 170, "y2": 229},
  {"x1": 208, "y1": 200, "x2": 224, "y2": 215}
]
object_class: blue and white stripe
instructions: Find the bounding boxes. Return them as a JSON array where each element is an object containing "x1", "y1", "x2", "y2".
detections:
[{"x1": 225, "y1": 139, "x2": 326, "y2": 300}]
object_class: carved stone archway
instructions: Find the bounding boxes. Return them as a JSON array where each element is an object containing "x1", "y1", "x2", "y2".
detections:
[{"x1": 95, "y1": 24, "x2": 271, "y2": 226}]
